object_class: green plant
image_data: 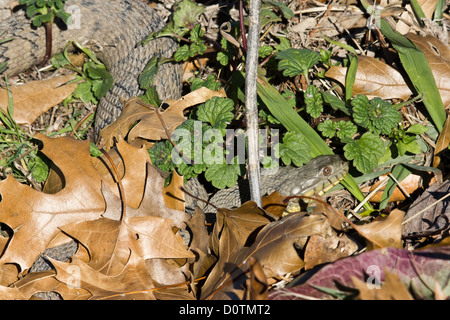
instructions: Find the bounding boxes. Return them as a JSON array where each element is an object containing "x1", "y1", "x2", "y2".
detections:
[
  {"x1": 50, "y1": 40, "x2": 114, "y2": 105},
  {"x1": 0, "y1": 79, "x2": 49, "y2": 184},
  {"x1": 18, "y1": 0, "x2": 72, "y2": 66}
]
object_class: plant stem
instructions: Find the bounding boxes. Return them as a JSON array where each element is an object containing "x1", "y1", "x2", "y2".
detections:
[
  {"x1": 239, "y1": 0, "x2": 248, "y2": 52},
  {"x1": 38, "y1": 21, "x2": 53, "y2": 68}
]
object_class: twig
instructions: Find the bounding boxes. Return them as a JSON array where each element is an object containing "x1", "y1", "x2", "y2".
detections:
[
  {"x1": 245, "y1": 0, "x2": 262, "y2": 207},
  {"x1": 239, "y1": 0, "x2": 248, "y2": 52}
]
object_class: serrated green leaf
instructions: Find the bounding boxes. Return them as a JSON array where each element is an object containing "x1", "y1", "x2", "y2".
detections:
[
  {"x1": 344, "y1": 132, "x2": 385, "y2": 173},
  {"x1": 204, "y1": 156, "x2": 245, "y2": 189},
  {"x1": 352, "y1": 95, "x2": 401, "y2": 135},
  {"x1": 148, "y1": 140, "x2": 175, "y2": 173},
  {"x1": 304, "y1": 85, "x2": 323, "y2": 118},
  {"x1": 174, "y1": 45, "x2": 191, "y2": 62},
  {"x1": 318, "y1": 119, "x2": 337, "y2": 138},
  {"x1": 275, "y1": 48, "x2": 320, "y2": 78},
  {"x1": 173, "y1": 0, "x2": 205, "y2": 29},
  {"x1": 197, "y1": 97, "x2": 235, "y2": 129},
  {"x1": 277, "y1": 131, "x2": 311, "y2": 166},
  {"x1": 335, "y1": 121, "x2": 357, "y2": 140}
]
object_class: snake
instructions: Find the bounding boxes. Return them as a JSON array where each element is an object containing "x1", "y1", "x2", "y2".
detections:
[{"x1": 0, "y1": 0, "x2": 349, "y2": 297}]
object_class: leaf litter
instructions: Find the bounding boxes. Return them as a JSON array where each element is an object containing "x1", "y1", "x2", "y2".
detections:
[
  {"x1": 0, "y1": 87, "x2": 448, "y2": 300},
  {"x1": 0, "y1": 0, "x2": 449, "y2": 301}
]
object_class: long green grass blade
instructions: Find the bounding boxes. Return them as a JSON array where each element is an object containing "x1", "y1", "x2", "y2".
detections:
[{"x1": 379, "y1": 20, "x2": 446, "y2": 132}]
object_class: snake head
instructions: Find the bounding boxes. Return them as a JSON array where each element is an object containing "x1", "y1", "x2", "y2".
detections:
[{"x1": 284, "y1": 155, "x2": 349, "y2": 197}]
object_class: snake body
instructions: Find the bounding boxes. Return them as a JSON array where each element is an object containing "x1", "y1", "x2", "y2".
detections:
[{"x1": 0, "y1": 0, "x2": 182, "y2": 136}]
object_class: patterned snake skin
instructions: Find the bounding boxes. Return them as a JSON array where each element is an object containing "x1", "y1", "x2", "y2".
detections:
[{"x1": 0, "y1": 0, "x2": 182, "y2": 136}]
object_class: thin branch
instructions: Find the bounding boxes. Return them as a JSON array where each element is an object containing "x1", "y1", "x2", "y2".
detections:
[{"x1": 245, "y1": 0, "x2": 262, "y2": 207}]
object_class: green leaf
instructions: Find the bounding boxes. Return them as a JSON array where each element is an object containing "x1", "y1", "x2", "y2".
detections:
[
  {"x1": 139, "y1": 86, "x2": 161, "y2": 107},
  {"x1": 276, "y1": 131, "x2": 311, "y2": 166},
  {"x1": 86, "y1": 65, "x2": 114, "y2": 99},
  {"x1": 74, "y1": 80, "x2": 95, "y2": 104},
  {"x1": 318, "y1": 119, "x2": 357, "y2": 140},
  {"x1": 255, "y1": 74, "x2": 372, "y2": 209},
  {"x1": 139, "y1": 56, "x2": 160, "y2": 90},
  {"x1": 345, "y1": 55, "x2": 359, "y2": 102},
  {"x1": 377, "y1": 18, "x2": 445, "y2": 132},
  {"x1": 321, "y1": 91, "x2": 350, "y2": 115},
  {"x1": 174, "y1": 45, "x2": 191, "y2": 62},
  {"x1": 89, "y1": 142, "x2": 103, "y2": 157},
  {"x1": 50, "y1": 52, "x2": 71, "y2": 68},
  {"x1": 29, "y1": 155, "x2": 49, "y2": 183},
  {"x1": 173, "y1": 0, "x2": 205, "y2": 29},
  {"x1": 204, "y1": 156, "x2": 245, "y2": 189},
  {"x1": 275, "y1": 48, "x2": 320, "y2": 77},
  {"x1": 344, "y1": 132, "x2": 385, "y2": 173},
  {"x1": 216, "y1": 51, "x2": 229, "y2": 66},
  {"x1": 352, "y1": 95, "x2": 401, "y2": 135},
  {"x1": 259, "y1": 45, "x2": 274, "y2": 58},
  {"x1": 189, "y1": 75, "x2": 221, "y2": 91},
  {"x1": 148, "y1": 140, "x2": 175, "y2": 173},
  {"x1": 197, "y1": 97, "x2": 235, "y2": 130},
  {"x1": 304, "y1": 85, "x2": 323, "y2": 118},
  {"x1": 263, "y1": 1, "x2": 294, "y2": 19},
  {"x1": 317, "y1": 119, "x2": 337, "y2": 138},
  {"x1": 406, "y1": 123, "x2": 428, "y2": 135}
]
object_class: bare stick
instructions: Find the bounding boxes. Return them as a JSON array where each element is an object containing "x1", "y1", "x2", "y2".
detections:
[{"x1": 245, "y1": 0, "x2": 262, "y2": 207}]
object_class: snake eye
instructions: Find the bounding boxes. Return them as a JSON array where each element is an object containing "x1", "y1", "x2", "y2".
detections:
[{"x1": 322, "y1": 166, "x2": 332, "y2": 176}]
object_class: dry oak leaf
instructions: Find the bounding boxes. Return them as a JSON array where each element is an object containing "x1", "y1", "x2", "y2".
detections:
[
  {"x1": 357, "y1": 209, "x2": 405, "y2": 250},
  {"x1": 0, "y1": 75, "x2": 77, "y2": 124},
  {"x1": 406, "y1": 33, "x2": 450, "y2": 108},
  {"x1": 202, "y1": 213, "x2": 328, "y2": 300},
  {"x1": 25, "y1": 166, "x2": 195, "y2": 299},
  {"x1": 99, "y1": 87, "x2": 227, "y2": 150},
  {"x1": 92, "y1": 138, "x2": 151, "y2": 209},
  {"x1": 12, "y1": 270, "x2": 91, "y2": 300},
  {"x1": 51, "y1": 251, "x2": 158, "y2": 300},
  {"x1": 0, "y1": 134, "x2": 105, "y2": 272},
  {"x1": 325, "y1": 55, "x2": 413, "y2": 101}
]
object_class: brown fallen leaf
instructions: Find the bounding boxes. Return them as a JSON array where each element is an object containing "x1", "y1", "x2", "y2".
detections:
[
  {"x1": 0, "y1": 134, "x2": 105, "y2": 272},
  {"x1": 433, "y1": 115, "x2": 450, "y2": 170},
  {"x1": 325, "y1": 55, "x2": 413, "y2": 101},
  {"x1": 163, "y1": 169, "x2": 186, "y2": 212},
  {"x1": 303, "y1": 220, "x2": 359, "y2": 270},
  {"x1": 99, "y1": 87, "x2": 227, "y2": 149},
  {"x1": 363, "y1": 173, "x2": 430, "y2": 203},
  {"x1": 357, "y1": 209, "x2": 405, "y2": 250},
  {"x1": 92, "y1": 139, "x2": 151, "y2": 209},
  {"x1": 244, "y1": 257, "x2": 269, "y2": 300},
  {"x1": 202, "y1": 213, "x2": 328, "y2": 300},
  {"x1": 210, "y1": 201, "x2": 273, "y2": 256},
  {"x1": 0, "y1": 75, "x2": 77, "y2": 124}
]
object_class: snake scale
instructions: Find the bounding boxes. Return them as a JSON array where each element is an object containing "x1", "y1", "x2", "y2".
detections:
[{"x1": 0, "y1": 0, "x2": 349, "y2": 298}]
